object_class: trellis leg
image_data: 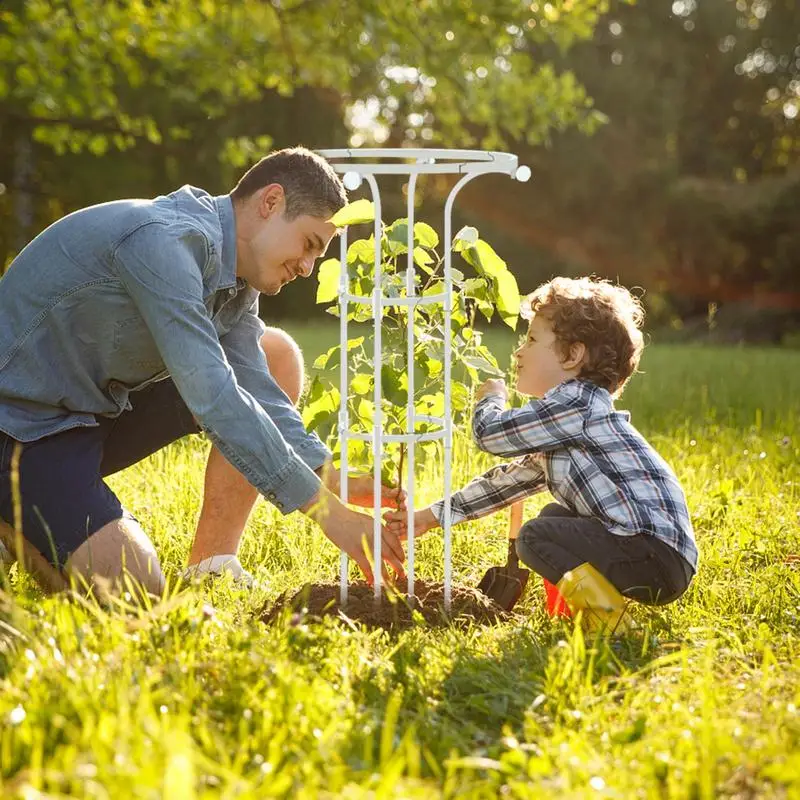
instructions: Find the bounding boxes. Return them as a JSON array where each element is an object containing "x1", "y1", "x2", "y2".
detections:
[
  {"x1": 362, "y1": 174, "x2": 384, "y2": 601},
  {"x1": 338, "y1": 226, "x2": 350, "y2": 606},
  {"x1": 442, "y1": 172, "x2": 483, "y2": 611},
  {"x1": 405, "y1": 171, "x2": 419, "y2": 602}
]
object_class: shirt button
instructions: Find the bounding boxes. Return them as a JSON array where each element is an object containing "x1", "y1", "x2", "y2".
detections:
[{"x1": 228, "y1": 288, "x2": 236, "y2": 296}]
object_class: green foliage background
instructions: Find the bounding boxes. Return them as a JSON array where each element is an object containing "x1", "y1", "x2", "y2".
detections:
[{"x1": 2, "y1": 0, "x2": 798, "y2": 336}]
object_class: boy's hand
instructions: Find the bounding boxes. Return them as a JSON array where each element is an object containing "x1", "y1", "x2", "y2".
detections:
[
  {"x1": 383, "y1": 506, "x2": 439, "y2": 541},
  {"x1": 476, "y1": 378, "x2": 508, "y2": 403}
]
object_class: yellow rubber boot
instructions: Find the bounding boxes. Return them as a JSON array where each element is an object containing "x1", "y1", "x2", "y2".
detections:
[{"x1": 557, "y1": 563, "x2": 635, "y2": 634}]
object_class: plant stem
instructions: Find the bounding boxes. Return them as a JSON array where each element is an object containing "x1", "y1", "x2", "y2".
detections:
[{"x1": 397, "y1": 442, "x2": 405, "y2": 494}]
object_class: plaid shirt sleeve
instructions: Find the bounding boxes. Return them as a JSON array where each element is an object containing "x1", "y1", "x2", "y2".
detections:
[
  {"x1": 430, "y1": 454, "x2": 548, "y2": 525},
  {"x1": 471, "y1": 389, "x2": 586, "y2": 457}
]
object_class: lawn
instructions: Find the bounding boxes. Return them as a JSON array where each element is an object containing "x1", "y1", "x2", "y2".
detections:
[{"x1": 1, "y1": 334, "x2": 799, "y2": 799}]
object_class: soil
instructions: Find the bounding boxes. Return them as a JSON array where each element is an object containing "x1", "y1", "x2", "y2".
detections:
[{"x1": 260, "y1": 579, "x2": 508, "y2": 630}]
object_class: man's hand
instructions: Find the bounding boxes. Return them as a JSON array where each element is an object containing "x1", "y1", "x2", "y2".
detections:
[
  {"x1": 320, "y1": 465, "x2": 407, "y2": 510},
  {"x1": 342, "y1": 473, "x2": 407, "y2": 510},
  {"x1": 383, "y1": 506, "x2": 439, "y2": 541},
  {"x1": 302, "y1": 485, "x2": 406, "y2": 584},
  {"x1": 476, "y1": 378, "x2": 508, "y2": 403}
]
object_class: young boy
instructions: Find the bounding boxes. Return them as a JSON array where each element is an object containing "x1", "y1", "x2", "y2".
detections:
[{"x1": 386, "y1": 277, "x2": 697, "y2": 629}]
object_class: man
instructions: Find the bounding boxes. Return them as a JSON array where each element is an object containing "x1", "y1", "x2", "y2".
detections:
[{"x1": 0, "y1": 147, "x2": 405, "y2": 596}]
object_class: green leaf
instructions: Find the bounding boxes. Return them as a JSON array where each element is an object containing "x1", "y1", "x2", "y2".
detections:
[
  {"x1": 462, "y1": 354, "x2": 504, "y2": 377},
  {"x1": 386, "y1": 218, "x2": 410, "y2": 247},
  {"x1": 611, "y1": 715, "x2": 647, "y2": 745},
  {"x1": 383, "y1": 237, "x2": 408, "y2": 258},
  {"x1": 380, "y1": 457, "x2": 399, "y2": 489},
  {"x1": 351, "y1": 372, "x2": 372, "y2": 395},
  {"x1": 452, "y1": 305, "x2": 468, "y2": 327},
  {"x1": 302, "y1": 387, "x2": 341, "y2": 431},
  {"x1": 452, "y1": 382, "x2": 470, "y2": 410},
  {"x1": 453, "y1": 226, "x2": 479, "y2": 247},
  {"x1": 420, "y1": 356, "x2": 443, "y2": 378},
  {"x1": 347, "y1": 438, "x2": 370, "y2": 468},
  {"x1": 414, "y1": 222, "x2": 439, "y2": 248},
  {"x1": 347, "y1": 239, "x2": 375, "y2": 265},
  {"x1": 381, "y1": 364, "x2": 408, "y2": 405},
  {"x1": 305, "y1": 374, "x2": 325, "y2": 403},
  {"x1": 329, "y1": 199, "x2": 375, "y2": 227},
  {"x1": 423, "y1": 281, "x2": 445, "y2": 297},
  {"x1": 312, "y1": 346, "x2": 336, "y2": 370},
  {"x1": 316, "y1": 258, "x2": 341, "y2": 303},
  {"x1": 459, "y1": 240, "x2": 507, "y2": 279},
  {"x1": 463, "y1": 277, "x2": 490, "y2": 299},
  {"x1": 356, "y1": 397, "x2": 375, "y2": 425},
  {"x1": 493, "y1": 268, "x2": 520, "y2": 330},
  {"x1": 347, "y1": 337, "x2": 365, "y2": 350},
  {"x1": 477, "y1": 297, "x2": 495, "y2": 322},
  {"x1": 416, "y1": 393, "x2": 445, "y2": 416},
  {"x1": 413, "y1": 246, "x2": 435, "y2": 273},
  {"x1": 475, "y1": 344, "x2": 502, "y2": 371}
]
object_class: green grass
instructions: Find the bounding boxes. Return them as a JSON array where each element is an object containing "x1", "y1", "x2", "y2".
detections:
[{"x1": 2, "y1": 336, "x2": 799, "y2": 798}]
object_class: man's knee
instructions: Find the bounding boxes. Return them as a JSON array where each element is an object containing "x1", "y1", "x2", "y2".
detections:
[
  {"x1": 259, "y1": 327, "x2": 305, "y2": 406},
  {"x1": 65, "y1": 516, "x2": 165, "y2": 599},
  {"x1": 0, "y1": 516, "x2": 67, "y2": 593}
]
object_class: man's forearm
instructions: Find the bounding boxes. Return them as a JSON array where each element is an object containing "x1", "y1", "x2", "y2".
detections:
[{"x1": 314, "y1": 460, "x2": 339, "y2": 492}]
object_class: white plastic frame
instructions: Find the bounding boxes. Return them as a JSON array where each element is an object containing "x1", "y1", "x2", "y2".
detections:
[{"x1": 317, "y1": 148, "x2": 529, "y2": 610}]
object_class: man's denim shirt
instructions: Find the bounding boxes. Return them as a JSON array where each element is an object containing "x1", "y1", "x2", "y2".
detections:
[{"x1": 0, "y1": 186, "x2": 331, "y2": 513}]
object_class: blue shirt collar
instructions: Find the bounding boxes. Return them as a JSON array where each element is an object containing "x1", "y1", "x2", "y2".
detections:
[{"x1": 215, "y1": 194, "x2": 238, "y2": 289}]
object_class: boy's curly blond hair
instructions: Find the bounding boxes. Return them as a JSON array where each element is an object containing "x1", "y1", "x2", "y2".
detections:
[{"x1": 522, "y1": 277, "x2": 645, "y2": 396}]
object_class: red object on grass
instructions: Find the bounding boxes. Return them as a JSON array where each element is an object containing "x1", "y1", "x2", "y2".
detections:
[{"x1": 543, "y1": 578, "x2": 572, "y2": 618}]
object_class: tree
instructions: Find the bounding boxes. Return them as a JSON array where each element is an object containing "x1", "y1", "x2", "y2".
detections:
[
  {"x1": 448, "y1": 0, "x2": 800, "y2": 321},
  {"x1": 0, "y1": 0, "x2": 616, "y2": 268}
]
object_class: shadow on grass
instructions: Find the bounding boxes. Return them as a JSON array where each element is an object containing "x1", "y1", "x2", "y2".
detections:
[{"x1": 337, "y1": 598, "x2": 679, "y2": 762}]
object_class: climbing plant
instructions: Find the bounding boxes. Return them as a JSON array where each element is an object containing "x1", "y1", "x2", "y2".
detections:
[{"x1": 303, "y1": 200, "x2": 520, "y2": 485}]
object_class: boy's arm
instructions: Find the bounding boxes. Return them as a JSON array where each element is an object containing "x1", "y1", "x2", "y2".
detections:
[
  {"x1": 429, "y1": 454, "x2": 547, "y2": 526},
  {"x1": 472, "y1": 388, "x2": 585, "y2": 457}
]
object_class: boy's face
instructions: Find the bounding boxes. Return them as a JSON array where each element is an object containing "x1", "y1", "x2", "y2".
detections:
[{"x1": 514, "y1": 314, "x2": 583, "y2": 397}]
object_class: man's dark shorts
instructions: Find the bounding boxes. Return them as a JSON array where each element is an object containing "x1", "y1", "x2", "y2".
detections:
[{"x1": 0, "y1": 379, "x2": 199, "y2": 567}]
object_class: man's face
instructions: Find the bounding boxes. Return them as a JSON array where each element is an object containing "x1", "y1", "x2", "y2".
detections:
[
  {"x1": 514, "y1": 314, "x2": 580, "y2": 397},
  {"x1": 237, "y1": 187, "x2": 337, "y2": 295}
]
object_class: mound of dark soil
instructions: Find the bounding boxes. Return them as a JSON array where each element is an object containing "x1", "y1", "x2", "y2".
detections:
[{"x1": 261, "y1": 579, "x2": 507, "y2": 630}]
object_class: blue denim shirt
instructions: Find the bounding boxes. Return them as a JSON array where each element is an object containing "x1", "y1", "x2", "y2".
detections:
[{"x1": 0, "y1": 186, "x2": 331, "y2": 513}]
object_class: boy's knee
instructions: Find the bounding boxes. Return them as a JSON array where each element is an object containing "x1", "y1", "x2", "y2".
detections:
[
  {"x1": 259, "y1": 327, "x2": 305, "y2": 406},
  {"x1": 65, "y1": 516, "x2": 165, "y2": 599},
  {"x1": 515, "y1": 522, "x2": 563, "y2": 583},
  {"x1": 514, "y1": 522, "x2": 539, "y2": 564}
]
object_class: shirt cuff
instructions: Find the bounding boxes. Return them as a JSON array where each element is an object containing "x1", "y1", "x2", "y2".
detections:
[
  {"x1": 476, "y1": 393, "x2": 506, "y2": 411},
  {"x1": 262, "y1": 456, "x2": 322, "y2": 515},
  {"x1": 430, "y1": 499, "x2": 469, "y2": 526},
  {"x1": 294, "y1": 437, "x2": 332, "y2": 473}
]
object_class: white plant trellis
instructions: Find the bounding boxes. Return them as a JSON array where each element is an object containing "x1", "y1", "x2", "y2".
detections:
[{"x1": 317, "y1": 148, "x2": 530, "y2": 611}]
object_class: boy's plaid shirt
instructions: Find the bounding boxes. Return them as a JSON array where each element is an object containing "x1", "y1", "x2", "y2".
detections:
[{"x1": 431, "y1": 379, "x2": 698, "y2": 571}]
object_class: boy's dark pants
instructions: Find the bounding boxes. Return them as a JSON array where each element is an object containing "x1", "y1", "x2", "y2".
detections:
[{"x1": 516, "y1": 503, "x2": 693, "y2": 605}]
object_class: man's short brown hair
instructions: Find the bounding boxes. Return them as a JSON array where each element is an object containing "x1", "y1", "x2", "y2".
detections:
[
  {"x1": 230, "y1": 146, "x2": 346, "y2": 220},
  {"x1": 522, "y1": 277, "x2": 645, "y2": 396}
]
